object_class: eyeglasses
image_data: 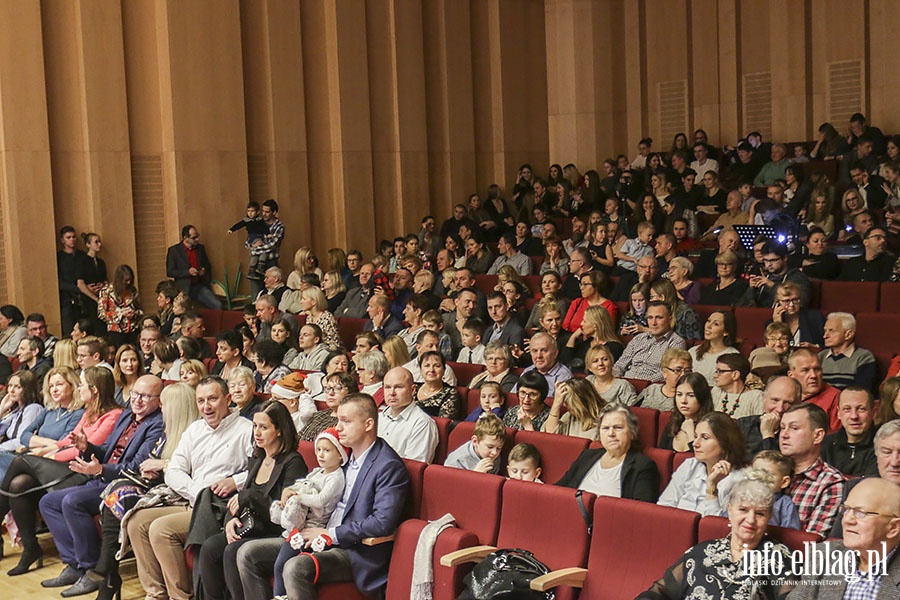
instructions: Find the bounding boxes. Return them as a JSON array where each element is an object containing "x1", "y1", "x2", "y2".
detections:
[
  {"x1": 664, "y1": 366, "x2": 692, "y2": 375},
  {"x1": 130, "y1": 390, "x2": 160, "y2": 401},
  {"x1": 766, "y1": 335, "x2": 790, "y2": 343},
  {"x1": 762, "y1": 257, "x2": 783, "y2": 264},
  {"x1": 839, "y1": 504, "x2": 899, "y2": 521},
  {"x1": 714, "y1": 368, "x2": 735, "y2": 375},
  {"x1": 778, "y1": 298, "x2": 801, "y2": 305},
  {"x1": 324, "y1": 386, "x2": 346, "y2": 394},
  {"x1": 579, "y1": 282, "x2": 593, "y2": 288}
]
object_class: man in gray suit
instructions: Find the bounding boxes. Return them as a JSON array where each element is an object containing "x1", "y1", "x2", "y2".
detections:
[{"x1": 788, "y1": 477, "x2": 900, "y2": 599}]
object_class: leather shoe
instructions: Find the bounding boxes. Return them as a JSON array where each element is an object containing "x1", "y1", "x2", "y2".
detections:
[
  {"x1": 60, "y1": 573, "x2": 100, "y2": 598},
  {"x1": 41, "y1": 565, "x2": 82, "y2": 588}
]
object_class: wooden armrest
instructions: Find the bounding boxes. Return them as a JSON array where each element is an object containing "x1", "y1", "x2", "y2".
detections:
[
  {"x1": 361, "y1": 534, "x2": 395, "y2": 546},
  {"x1": 530, "y1": 568, "x2": 588, "y2": 591},
  {"x1": 439, "y1": 545, "x2": 496, "y2": 567}
]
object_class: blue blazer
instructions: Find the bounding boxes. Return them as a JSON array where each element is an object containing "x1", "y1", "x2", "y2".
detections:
[
  {"x1": 84, "y1": 407, "x2": 166, "y2": 482},
  {"x1": 336, "y1": 438, "x2": 409, "y2": 596}
]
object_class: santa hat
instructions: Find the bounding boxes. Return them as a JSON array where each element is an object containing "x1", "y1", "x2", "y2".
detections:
[
  {"x1": 315, "y1": 427, "x2": 350, "y2": 465},
  {"x1": 271, "y1": 372, "x2": 307, "y2": 400}
]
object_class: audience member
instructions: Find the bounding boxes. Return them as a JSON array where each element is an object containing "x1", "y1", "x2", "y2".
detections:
[
  {"x1": 738, "y1": 375, "x2": 801, "y2": 455},
  {"x1": 513, "y1": 333, "x2": 573, "y2": 396},
  {"x1": 614, "y1": 302, "x2": 686, "y2": 382},
  {"x1": 377, "y1": 367, "x2": 438, "y2": 463},
  {"x1": 839, "y1": 227, "x2": 895, "y2": 281},
  {"x1": 821, "y1": 386, "x2": 878, "y2": 477},
  {"x1": 444, "y1": 414, "x2": 505, "y2": 474},
  {"x1": 787, "y1": 348, "x2": 841, "y2": 432},
  {"x1": 504, "y1": 370, "x2": 551, "y2": 432},
  {"x1": 711, "y1": 353, "x2": 764, "y2": 418},
  {"x1": 819, "y1": 312, "x2": 877, "y2": 392}
]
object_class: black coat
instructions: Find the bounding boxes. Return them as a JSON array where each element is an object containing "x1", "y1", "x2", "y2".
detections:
[
  {"x1": 166, "y1": 242, "x2": 213, "y2": 293},
  {"x1": 556, "y1": 448, "x2": 660, "y2": 503}
]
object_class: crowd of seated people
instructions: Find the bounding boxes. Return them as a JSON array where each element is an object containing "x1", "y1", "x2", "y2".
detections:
[{"x1": 0, "y1": 114, "x2": 896, "y2": 598}]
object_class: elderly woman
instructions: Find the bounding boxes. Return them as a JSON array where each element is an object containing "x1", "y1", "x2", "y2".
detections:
[
  {"x1": 650, "y1": 279, "x2": 701, "y2": 340},
  {"x1": 585, "y1": 345, "x2": 638, "y2": 405},
  {"x1": 542, "y1": 379, "x2": 606, "y2": 440},
  {"x1": 689, "y1": 311, "x2": 740, "y2": 385},
  {"x1": 767, "y1": 281, "x2": 824, "y2": 347},
  {"x1": 698, "y1": 250, "x2": 750, "y2": 306},
  {"x1": 299, "y1": 287, "x2": 341, "y2": 351},
  {"x1": 563, "y1": 270, "x2": 616, "y2": 333},
  {"x1": 0, "y1": 305, "x2": 27, "y2": 359},
  {"x1": 228, "y1": 366, "x2": 264, "y2": 419},
  {"x1": 469, "y1": 340, "x2": 518, "y2": 393},
  {"x1": 667, "y1": 257, "x2": 700, "y2": 305},
  {"x1": 298, "y1": 371, "x2": 358, "y2": 441},
  {"x1": 557, "y1": 403, "x2": 660, "y2": 502},
  {"x1": 415, "y1": 351, "x2": 461, "y2": 419},
  {"x1": 658, "y1": 411, "x2": 749, "y2": 516},
  {"x1": 636, "y1": 348, "x2": 692, "y2": 412},
  {"x1": 503, "y1": 371, "x2": 551, "y2": 432},
  {"x1": 638, "y1": 477, "x2": 795, "y2": 599}
]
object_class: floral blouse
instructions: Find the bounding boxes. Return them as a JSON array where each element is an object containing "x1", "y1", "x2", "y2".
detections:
[
  {"x1": 308, "y1": 311, "x2": 341, "y2": 351},
  {"x1": 98, "y1": 284, "x2": 143, "y2": 333},
  {"x1": 637, "y1": 536, "x2": 796, "y2": 600},
  {"x1": 416, "y1": 384, "x2": 461, "y2": 420}
]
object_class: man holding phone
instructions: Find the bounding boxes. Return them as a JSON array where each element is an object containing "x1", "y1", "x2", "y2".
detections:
[{"x1": 748, "y1": 241, "x2": 810, "y2": 309}]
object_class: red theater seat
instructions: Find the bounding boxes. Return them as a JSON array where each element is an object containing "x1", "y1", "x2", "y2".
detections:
[
  {"x1": 631, "y1": 406, "x2": 659, "y2": 449},
  {"x1": 473, "y1": 275, "x2": 499, "y2": 296},
  {"x1": 880, "y1": 282, "x2": 900, "y2": 311},
  {"x1": 384, "y1": 521, "x2": 478, "y2": 600},
  {"x1": 641, "y1": 447, "x2": 675, "y2": 492},
  {"x1": 443, "y1": 481, "x2": 595, "y2": 600},
  {"x1": 513, "y1": 430, "x2": 590, "y2": 484},
  {"x1": 523, "y1": 274, "x2": 542, "y2": 296},
  {"x1": 432, "y1": 417, "x2": 453, "y2": 465},
  {"x1": 421, "y1": 465, "x2": 505, "y2": 545},
  {"x1": 199, "y1": 308, "x2": 223, "y2": 335},
  {"x1": 854, "y1": 312, "x2": 900, "y2": 355},
  {"x1": 672, "y1": 452, "x2": 694, "y2": 471},
  {"x1": 819, "y1": 281, "x2": 879, "y2": 314},
  {"x1": 532, "y1": 496, "x2": 699, "y2": 600},
  {"x1": 219, "y1": 310, "x2": 246, "y2": 331},
  {"x1": 448, "y1": 361, "x2": 484, "y2": 386},
  {"x1": 735, "y1": 307, "x2": 773, "y2": 347},
  {"x1": 336, "y1": 317, "x2": 366, "y2": 353}
]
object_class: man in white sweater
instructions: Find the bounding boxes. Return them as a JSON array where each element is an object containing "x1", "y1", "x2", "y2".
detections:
[{"x1": 127, "y1": 377, "x2": 253, "y2": 600}]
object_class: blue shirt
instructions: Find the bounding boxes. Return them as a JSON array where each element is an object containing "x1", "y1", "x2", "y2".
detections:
[{"x1": 18, "y1": 407, "x2": 85, "y2": 447}]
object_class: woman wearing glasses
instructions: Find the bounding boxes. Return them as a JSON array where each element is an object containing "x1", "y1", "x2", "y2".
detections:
[
  {"x1": 636, "y1": 348, "x2": 693, "y2": 412},
  {"x1": 766, "y1": 281, "x2": 825, "y2": 347},
  {"x1": 297, "y1": 371, "x2": 358, "y2": 441}
]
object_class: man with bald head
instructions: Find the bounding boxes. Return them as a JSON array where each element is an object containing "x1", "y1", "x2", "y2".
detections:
[
  {"x1": 790, "y1": 478, "x2": 900, "y2": 599},
  {"x1": 39, "y1": 375, "x2": 166, "y2": 594},
  {"x1": 738, "y1": 375, "x2": 802, "y2": 454},
  {"x1": 513, "y1": 332, "x2": 573, "y2": 397},
  {"x1": 377, "y1": 367, "x2": 438, "y2": 463}
]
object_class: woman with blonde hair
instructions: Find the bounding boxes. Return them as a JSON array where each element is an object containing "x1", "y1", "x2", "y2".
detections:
[
  {"x1": 382, "y1": 336, "x2": 410, "y2": 369},
  {"x1": 88, "y1": 382, "x2": 200, "y2": 598},
  {"x1": 286, "y1": 247, "x2": 322, "y2": 289},
  {"x1": 52, "y1": 338, "x2": 78, "y2": 370},
  {"x1": 322, "y1": 270, "x2": 347, "y2": 314},
  {"x1": 585, "y1": 344, "x2": 638, "y2": 405},
  {"x1": 543, "y1": 378, "x2": 606, "y2": 440},
  {"x1": 0, "y1": 367, "x2": 121, "y2": 574},
  {"x1": 179, "y1": 358, "x2": 209, "y2": 388},
  {"x1": 562, "y1": 305, "x2": 624, "y2": 371},
  {"x1": 299, "y1": 286, "x2": 341, "y2": 351}
]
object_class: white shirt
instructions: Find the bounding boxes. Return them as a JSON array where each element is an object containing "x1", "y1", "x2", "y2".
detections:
[
  {"x1": 580, "y1": 460, "x2": 623, "y2": 498},
  {"x1": 658, "y1": 457, "x2": 743, "y2": 516},
  {"x1": 402, "y1": 358, "x2": 457, "y2": 386},
  {"x1": 291, "y1": 394, "x2": 318, "y2": 433},
  {"x1": 165, "y1": 410, "x2": 254, "y2": 506},
  {"x1": 457, "y1": 344, "x2": 485, "y2": 365},
  {"x1": 689, "y1": 158, "x2": 719, "y2": 179},
  {"x1": 377, "y1": 402, "x2": 438, "y2": 463},
  {"x1": 327, "y1": 441, "x2": 375, "y2": 543}
]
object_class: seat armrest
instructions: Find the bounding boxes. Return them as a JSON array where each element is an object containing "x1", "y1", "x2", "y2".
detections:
[
  {"x1": 361, "y1": 534, "x2": 395, "y2": 546},
  {"x1": 530, "y1": 567, "x2": 588, "y2": 591},
  {"x1": 439, "y1": 545, "x2": 497, "y2": 567}
]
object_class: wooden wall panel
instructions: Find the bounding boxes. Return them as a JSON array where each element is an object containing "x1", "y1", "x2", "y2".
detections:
[
  {"x1": 0, "y1": 0, "x2": 61, "y2": 329},
  {"x1": 869, "y1": 0, "x2": 900, "y2": 135},
  {"x1": 42, "y1": 0, "x2": 138, "y2": 285}
]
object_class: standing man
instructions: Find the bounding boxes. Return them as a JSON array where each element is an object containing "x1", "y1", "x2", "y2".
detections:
[
  {"x1": 166, "y1": 225, "x2": 222, "y2": 309},
  {"x1": 57, "y1": 226, "x2": 88, "y2": 336},
  {"x1": 247, "y1": 199, "x2": 285, "y2": 298}
]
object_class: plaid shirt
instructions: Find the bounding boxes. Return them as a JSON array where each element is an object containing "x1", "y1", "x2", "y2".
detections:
[
  {"x1": 843, "y1": 547, "x2": 897, "y2": 600},
  {"x1": 247, "y1": 218, "x2": 284, "y2": 262},
  {"x1": 613, "y1": 330, "x2": 686, "y2": 382},
  {"x1": 787, "y1": 457, "x2": 846, "y2": 538}
]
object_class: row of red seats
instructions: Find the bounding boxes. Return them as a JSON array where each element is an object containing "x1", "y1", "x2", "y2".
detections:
[{"x1": 294, "y1": 455, "x2": 819, "y2": 600}]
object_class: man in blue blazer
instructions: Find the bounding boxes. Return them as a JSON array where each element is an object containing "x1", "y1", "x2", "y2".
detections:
[
  {"x1": 285, "y1": 392, "x2": 410, "y2": 598},
  {"x1": 39, "y1": 375, "x2": 166, "y2": 596}
]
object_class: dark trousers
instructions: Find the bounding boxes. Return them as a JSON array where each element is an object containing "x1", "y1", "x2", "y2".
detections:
[
  {"x1": 39, "y1": 480, "x2": 105, "y2": 569},
  {"x1": 196, "y1": 531, "x2": 258, "y2": 600},
  {"x1": 284, "y1": 547, "x2": 353, "y2": 600}
]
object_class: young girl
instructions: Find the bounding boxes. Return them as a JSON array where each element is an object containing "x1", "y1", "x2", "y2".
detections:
[
  {"x1": 464, "y1": 381, "x2": 506, "y2": 422},
  {"x1": 270, "y1": 428, "x2": 349, "y2": 600},
  {"x1": 658, "y1": 373, "x2": 713, "y2": 452},
  {"x1": 618, "y1": 283, "x2": 649, "y2": 336},
  {"x1": 586, "y1": 222, "x2": 615, "y2": 274}
]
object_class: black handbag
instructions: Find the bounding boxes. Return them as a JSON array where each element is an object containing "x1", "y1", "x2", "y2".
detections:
[
  {"x1": 458, "y1": 548, "x2": 554, "y2": 600},
  {"x1": 233, "y1": 507, "x2": 258, "y2": 539}
]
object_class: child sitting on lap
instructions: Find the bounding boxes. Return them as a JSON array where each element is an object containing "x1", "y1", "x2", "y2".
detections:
[{"x1": 269, "y1": 428, "x2": 349, "y2": 600}]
